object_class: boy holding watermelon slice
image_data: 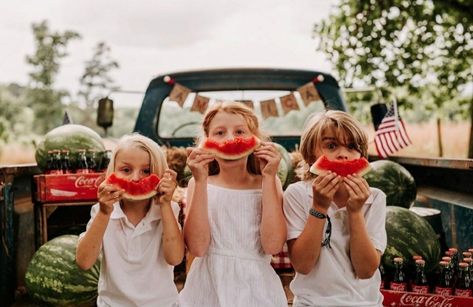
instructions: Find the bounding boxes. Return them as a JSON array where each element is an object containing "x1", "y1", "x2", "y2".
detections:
[
  {"x1": 76, "y1": 134, "x2": 185, "y2": 307},
  {"x1": 284, "y1": 110, "x2": 387, "y2": 306},
  {"x1": 179, "y1": 101, "x2": 287, "y2": 307}
]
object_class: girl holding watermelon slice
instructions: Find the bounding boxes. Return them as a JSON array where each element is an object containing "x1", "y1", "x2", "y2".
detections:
[
  {"x1": 76, "y1": 134, "x2": 185, "y2": 307},
  {"x1": 179, "y1": 102, "x2": 287, "y2": 307},
  {"x1": 283, "y1": 110, "x2": 387, "y2": 307}
]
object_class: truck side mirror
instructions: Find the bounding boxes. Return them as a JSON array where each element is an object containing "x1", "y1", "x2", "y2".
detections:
[
  {"x1": 370, "y1": 103, "x2": 388, "y2": 131},
  {"x1": 97, "y1": 97, "x2": 114, "y2": 135}
]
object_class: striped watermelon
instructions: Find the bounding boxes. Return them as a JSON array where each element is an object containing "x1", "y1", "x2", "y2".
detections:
[
  {"x1": 364, "y1": 160, "x2": 416, "y2": 208},
  {"x1": 25, "y1": 235, "x2": 100, "y2": 306},
  {"x1": 382, "y1": 206, "x2": 441, "y2": 273},
  {"x1": 35, "y1": 124, "x2": 105, "y2": 172},
  {"x1": 274, "y1": 143, "x2": 294, "y2": 189}
]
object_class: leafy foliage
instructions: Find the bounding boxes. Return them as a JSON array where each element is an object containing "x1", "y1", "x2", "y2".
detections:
[
  {"x1": 77, "y1": 42, "x2": 120, "y2": 128},
  {"x1": 315, "y1": 0, "x2": 473, "y2": 156},
  {"x1": 25, "y1": 20, "x2": 81, "y2": 134}
]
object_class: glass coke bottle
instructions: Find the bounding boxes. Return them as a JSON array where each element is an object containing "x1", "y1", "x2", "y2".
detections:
[
  {"x1": 390, "y1": 257, "x2": 407, "y2": 291},
  {"x1": 411, "y1": 259, "x2": 429, "y2": 294},
  {"x1": 454, "y1": 262, "x2": 472, "y2": 297},
  {"x1": 76, "y1": 149, "x2": 90, "y2": 174},
  {"x1": 434, "y1": 261, "x2": 453, "y2": 296}
]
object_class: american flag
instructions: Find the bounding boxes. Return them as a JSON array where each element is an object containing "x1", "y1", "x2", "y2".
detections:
[{"x1": 374, "y1": 100, "x2": 412, "y2": 158}]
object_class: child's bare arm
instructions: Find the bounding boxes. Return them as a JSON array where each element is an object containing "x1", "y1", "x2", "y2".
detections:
[
  {"x1": 288, "y1": 172, "x2": 340, "y2": 274},
  {"x1": 255, "y1": 142, "x2": 286, "y2": 254},
  {"x1": 345, "y1": 175, "x2": 380, "y2": 279},
  {"x1": 183, "y1": 148, "x2": 214, "y2": 256},
  {"x1": 157, "y1": 169, "x2": 185, "y2": 265},
  {"x1": 76, "y1": 182, "x2": 122, "y2": 270}
]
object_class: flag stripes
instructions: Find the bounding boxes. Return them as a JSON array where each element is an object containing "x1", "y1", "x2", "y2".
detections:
[{"x1": 374, "y1": 101, "x2": 411, "y2": 158}]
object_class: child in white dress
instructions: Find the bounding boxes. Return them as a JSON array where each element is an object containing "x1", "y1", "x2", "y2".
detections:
[{"x1": 179, "y1": 101, "x2": 287, "y2": 307}]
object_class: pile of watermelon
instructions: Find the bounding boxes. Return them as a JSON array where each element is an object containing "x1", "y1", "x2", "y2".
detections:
[
  {"x1": 35, "y1": 124, "x2": 105, "y2": 172},
  {"x1": 25, "y1": 235, "x2": 100, "y2": 306},
  {"x1": 364, "y1": 160, "x2": 417, "y2": 208},
  {"x1": 382, "y1": 206, "x2": 441, "y2": 273}
]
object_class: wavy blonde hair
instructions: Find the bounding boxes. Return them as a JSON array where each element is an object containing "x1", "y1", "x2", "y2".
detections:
[
  {"x1": 298, "y1": 110, "x2": 368, "y2": 181},
  {"x1": 106, "y1": 133, "x2": 168, "y2": 178},
  {"x1": 199, "y1": 101, "x2": 269, "y2": 175}
]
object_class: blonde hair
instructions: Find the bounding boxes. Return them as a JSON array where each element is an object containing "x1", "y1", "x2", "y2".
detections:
[
  {"x1": 298, "y1": 110, "x2": 368, "y2": 180},
  {"x1": 106, "y1": 133, "x2": 168, "y2": 177},
  {"x1": 200, "y1": 101, "x2": 269, "y2": 175}
]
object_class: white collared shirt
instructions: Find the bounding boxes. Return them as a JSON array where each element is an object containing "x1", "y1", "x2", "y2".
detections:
[
  {"x1": 284, "y1": 181, "x2": 387, "y2": 307},
  {"x1": 81, "y1": 202, "x2": 180, "y2": 307}
]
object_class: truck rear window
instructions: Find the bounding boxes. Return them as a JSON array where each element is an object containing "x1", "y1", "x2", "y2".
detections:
[{"x1": 157, "y1": 90, "x2": 326, "y2": 139}]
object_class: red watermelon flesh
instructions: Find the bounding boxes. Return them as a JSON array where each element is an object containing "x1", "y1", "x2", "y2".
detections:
[
  {"x1": 107, "y1": 173, "x2": 161, "y2": 200},
  {"x1": 309, "y1": 155, "x2": 371, "y2": 177},
  {"x1": 202, "y1": 136, "x2": 260, "y2": 160}
]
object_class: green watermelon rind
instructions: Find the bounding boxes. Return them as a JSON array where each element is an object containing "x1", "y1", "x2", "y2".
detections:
[
  {"x1": 35, "y1": 124, "x2": 105, "y2": 171},
  {"x1": 25, "y1": 235, "x2": 100, "y2": 306},
  {"x1": 364, "y1": 160, "x2": 416, "y2": 208},
  {"x1": 274, "y1": 143, "x2": 294, "y2": 189},
  {"x1": 382, "y1": 206, "x2": 441, "y2": 273}
]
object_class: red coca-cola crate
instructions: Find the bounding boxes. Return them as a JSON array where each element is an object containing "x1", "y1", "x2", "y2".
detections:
[
  {"x1": 382, "y1": 289, "x2": 473, "y2": 306},
  {"x1": 34, "y1": 173, "x2": 105, "y2": 202}
]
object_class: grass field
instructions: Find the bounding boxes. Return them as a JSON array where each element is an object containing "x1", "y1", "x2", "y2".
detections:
[{"x1": 0, "y1": 121, "x2": 470, "y2": 165}]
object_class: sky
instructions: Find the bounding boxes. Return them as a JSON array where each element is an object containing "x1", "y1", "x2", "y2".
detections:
[{"x1": 0, "y1": 0, "x2": 336, "y2": 106}]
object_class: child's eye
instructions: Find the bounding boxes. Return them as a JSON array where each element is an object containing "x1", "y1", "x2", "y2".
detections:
[
  {"x1": 236, "y1": 130, "x2": 245, "y2": 135},
  {"x1": 121, "y1": 167, "x2": 131, "y2": 173},
  {"x1": 327, "y1": 142, "x2": 337, "y2": 150},
  {"x1": 142, "y1": 169, "x2": 151, "y2": 175},
  {"x1": 214, "y1": 130, "x2": 224, "y2": 136},
  {"x1": 347, "y1": 143, "x2": 357, "y2": 150}
]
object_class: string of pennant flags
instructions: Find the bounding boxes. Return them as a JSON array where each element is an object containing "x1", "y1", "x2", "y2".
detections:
[{"x1": 165, "y1": 75, "x2": 325, "y2": 119}]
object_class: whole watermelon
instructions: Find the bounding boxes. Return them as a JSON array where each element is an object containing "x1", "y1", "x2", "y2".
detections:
[
  {"x1": 382, "y1": 206, "x2": 441, "y2": 273},
  {"x1": 25, "y1": 235, "x2": 100, "y2": 306},
  {"x1": 275, "y1": 143, "x2": 294, "y2": 189},
  {"x1": 364, "y1": 160, "x2": 416, "y2": 208},
  {"x1": 35, "y1": 124, "x2": 105, "y2": 172}
]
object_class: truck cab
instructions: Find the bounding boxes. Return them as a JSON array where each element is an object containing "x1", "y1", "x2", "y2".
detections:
[{"x1": 132, "y1": 68, "x2": 346, "y2": 150}]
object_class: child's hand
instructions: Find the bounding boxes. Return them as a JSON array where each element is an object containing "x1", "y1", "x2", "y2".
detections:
[
  {"x1": 254, "y1": 142, "x2": 281, "y2": 177},
  {"x1": 344, "y1": 174, "x2": 370, "y2": 213},
  {"x1": 97, "y1": 181, "x2": 123, "y2": 215},
  {"x1": 312, "y1": 171, "x2": 341, "y2": 210},
  {"x1": 186, "y1": 147, "x2": 215, "y2": 182},
  {"x1": 156, "y1": 169, "x2": 178, "y2": 205}
]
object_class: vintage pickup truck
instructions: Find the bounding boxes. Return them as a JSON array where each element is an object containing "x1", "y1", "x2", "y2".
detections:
[{"x1": 1, "y1": 68, "x2": 473, "y2": 305}]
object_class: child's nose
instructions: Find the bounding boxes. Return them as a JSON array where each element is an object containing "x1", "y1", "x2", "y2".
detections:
[
  {"x1": 130, "y1": 171, "x2": 142, "y2": 182},
  {"x1": 336, "y1": 148, "x2": 350, "y2": 160}
]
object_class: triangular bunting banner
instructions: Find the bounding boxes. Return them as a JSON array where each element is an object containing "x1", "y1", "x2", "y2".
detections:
[
  {"x1": 297, "y1": 82, "x2": 320, "y2": 106},
  {"x1": 191, "y1": 94, "x2": 210, "y2": 114},
  {"x1": 169, "y1": 83, "x2": 191, "y2": 107},
  {"x1": 280, "y1": 93, "x2": 299, "y2": 114},
  {"x1": 260, "y1": 99, "x2": 278, "y2": 119}
]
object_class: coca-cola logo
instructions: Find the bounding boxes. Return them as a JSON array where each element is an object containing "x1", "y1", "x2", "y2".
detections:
[
  {"x1": 399, "y1": 293, "x2": 454, "y2": 307},
  {"x1": 75, "y1": 176, "x2": 104, "y2": 188}
]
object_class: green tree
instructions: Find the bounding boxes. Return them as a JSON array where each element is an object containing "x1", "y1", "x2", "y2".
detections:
[
  {"x1": 26, "y1": 20, "x2": 80, "y2": 133},
  {"x1": 77, "y1": 41, "x2": 119, "y2": 128},
  {"x1": 315, "y1": 0, "x2": 473, "y2": 157}
]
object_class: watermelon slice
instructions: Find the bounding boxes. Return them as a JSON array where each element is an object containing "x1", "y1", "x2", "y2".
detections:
[
  {"x1": 201, "y1": 136, "x2": 260, "y2": 160},
  {"x1": 107, "y1": 173, "x2": 161, "y2": 200},
  {"x1": 309, "y1": 155, "x2": 371, "y2": 177}
]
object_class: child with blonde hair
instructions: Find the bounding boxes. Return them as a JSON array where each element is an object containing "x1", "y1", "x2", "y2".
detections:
[
  {"x1": 284, "y1": 110, "x2": 387, "y2": 306},
  {"x1": 76, "y1": 133, "x2": 184, "y2": 307},
  {"x1": 179, "y1": 101, "x2": 287, "y2": 307}
]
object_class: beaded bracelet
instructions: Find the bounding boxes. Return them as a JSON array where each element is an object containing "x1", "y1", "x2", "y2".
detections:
[{"x1": 309, "y1": 208, "x2": 332, "y2": 248}]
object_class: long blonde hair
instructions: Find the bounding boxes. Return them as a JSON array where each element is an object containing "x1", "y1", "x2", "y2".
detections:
[
  {"x1": 106, "y1": 133, "x2": 168, "y2": 178},
  {"x1": 199, "y1": 101, "x2": 269, "y2": 175},
  {"x1": 298, "y1": 110, "x2": 368, "y2": 180}
]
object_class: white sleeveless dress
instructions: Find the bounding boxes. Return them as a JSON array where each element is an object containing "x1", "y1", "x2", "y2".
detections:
[{"x1": 179, "y1": 184, "x2": 287, "y2": 307}]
